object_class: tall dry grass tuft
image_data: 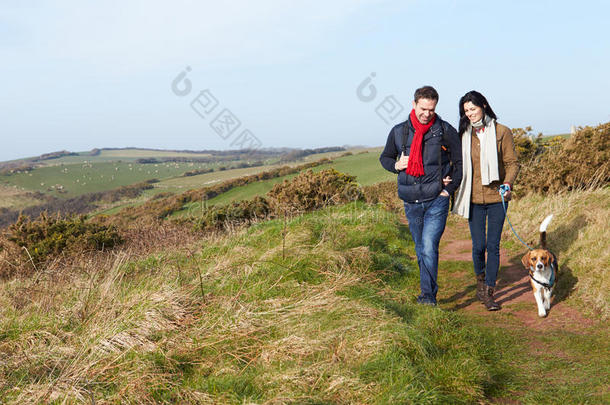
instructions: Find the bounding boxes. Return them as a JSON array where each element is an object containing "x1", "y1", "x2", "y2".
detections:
[{"x1": 504, "y1": 188, "x2": 610, "y2": 318}]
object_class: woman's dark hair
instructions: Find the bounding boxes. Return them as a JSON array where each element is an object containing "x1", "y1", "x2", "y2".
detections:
[{"x1": 458, "y1": 90, "x2": 497, "y2": 135}]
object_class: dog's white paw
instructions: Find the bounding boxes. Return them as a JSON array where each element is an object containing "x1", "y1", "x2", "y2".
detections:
[
  {"x1": 544, "y1": 301, "x2": 551, "y2": 311},
  {"x1": 538, "y1": 310, "x2": 547, "y2": 318}
]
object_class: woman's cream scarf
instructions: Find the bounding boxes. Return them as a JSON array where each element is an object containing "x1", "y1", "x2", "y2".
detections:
[{"x1": 453, "y1": 115, "x2": 499, "y2": 219}]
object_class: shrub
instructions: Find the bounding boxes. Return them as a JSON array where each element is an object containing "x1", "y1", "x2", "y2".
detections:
[
  {"x1": 193, "y1": 196, "x2": 270, "y2": 231},
  {"x1": 511, "y1": 126, "x2": 545, "y2": 164},
  {"x1": 188, "y1": 169, "x2": 363, "y2": 232},
  {"x1": 182, "y1": 168, "x2": 214, "y2": 177},
  {"x1": 5, "y1": 212, "x2": 123, "y2": 264},
  {"x1": 267, "y1": 169, "x2": 363, "y2": 215},
  {"x1": 362, "y1": 181, "x2": 402, "y2": 212},
  {"x1": 516, "y1": 122, "x2": 609, "y2": 193}
]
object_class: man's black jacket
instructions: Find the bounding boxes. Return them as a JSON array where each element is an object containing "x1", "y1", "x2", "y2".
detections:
[{"x1": 379, "y1": 115, "x2": 463, "y2": 203}]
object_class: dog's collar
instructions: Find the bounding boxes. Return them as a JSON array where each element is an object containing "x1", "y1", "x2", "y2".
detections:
[{"x1": 529, "y1": 262, "x2": 555, "y2": 288}]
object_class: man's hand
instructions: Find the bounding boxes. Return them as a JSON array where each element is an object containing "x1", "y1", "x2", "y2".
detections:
[
  {"x1": 442, "y1": 176, "x2": 452, "y2": 186},
  {"x1": 395, "y1": 153, "x2": 409, "y2": 171},
  {"x1": 440, "y1": 190, "x2": 450, "y2": 197}
]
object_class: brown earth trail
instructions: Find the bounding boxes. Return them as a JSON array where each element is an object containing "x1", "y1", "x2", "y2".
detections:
[{"x1": 437, "y1": 217, "x2": 595, "y2": 332}]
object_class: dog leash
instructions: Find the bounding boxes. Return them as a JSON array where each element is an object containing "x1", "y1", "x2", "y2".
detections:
[
  {"x1": 499, "y1": 184, "x2": 534, "y2": 251},
  {"x1": 500, "y1": 185, "x2": 556, "y2": 288}
]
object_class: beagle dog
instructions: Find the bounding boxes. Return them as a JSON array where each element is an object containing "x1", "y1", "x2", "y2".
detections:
[{"x1": 521, "y1": 215, "x2": 558, "y2": 318}]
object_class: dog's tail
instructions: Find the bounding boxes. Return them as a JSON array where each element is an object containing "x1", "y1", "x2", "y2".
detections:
[{"x1": 539, "y1": 214, "x2": 554, "y2": 248}]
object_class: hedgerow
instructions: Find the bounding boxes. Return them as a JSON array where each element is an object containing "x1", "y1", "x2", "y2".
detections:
[
  {"x1": 514, "y1": 122, "x2": 609, "y2": 193},
  {"x1": 3, "y1": 213, "x2": 123, "y2": 265}
]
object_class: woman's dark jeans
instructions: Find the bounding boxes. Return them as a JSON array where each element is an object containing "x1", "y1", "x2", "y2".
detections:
[{"x1": 468, "y1": 202, "x2": 507, "y2": 287}]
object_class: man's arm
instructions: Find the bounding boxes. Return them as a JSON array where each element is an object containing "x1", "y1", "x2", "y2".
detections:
[
  {"x1": 443, "y1": 123, "x2": 462, "y2": 195},
  {"x1": 379, "y1": 127, "x2": 399, "y2": 173}
]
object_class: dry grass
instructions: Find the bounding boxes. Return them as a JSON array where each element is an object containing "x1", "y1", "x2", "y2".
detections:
[{"x1": 0, "y1": 203, "x2": 504, "y2": 403}]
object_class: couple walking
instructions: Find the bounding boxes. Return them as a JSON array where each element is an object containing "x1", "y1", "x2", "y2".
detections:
[{"x1": 379, "y1": 86, "x2": 519, "y2": 310}]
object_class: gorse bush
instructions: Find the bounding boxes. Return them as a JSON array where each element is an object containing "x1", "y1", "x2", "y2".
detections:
[
  {"x1": 267, "y1": 168, "x2": 364, "y2": 215},
  {"x1": 516, "y1": 122, "x2": 609, "y2": 193},
  {"x1": 191, "y1": 169, "x2": 363, "y2": 230},
  {"x1": 4, "y1": 212, "x2": 123, "y2": 264},
  {"x1": 362, "y1": 181, "x2": 402, "y2": 212},
  {"x1": 193, "y1": 196, "x2": 270, "y2": 231},
  {"x1": 511, "y1": 126, "x2": 546, "y2": 163}
]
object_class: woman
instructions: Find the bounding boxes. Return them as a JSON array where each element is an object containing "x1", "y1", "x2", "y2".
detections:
[{"x1": 451, "y1": 91, "x2": 519, "y2": 311}]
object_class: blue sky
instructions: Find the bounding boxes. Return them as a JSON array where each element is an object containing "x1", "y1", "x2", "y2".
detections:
[{"x1": 1, "y1": 0, "x2": 609, "y2": 162}]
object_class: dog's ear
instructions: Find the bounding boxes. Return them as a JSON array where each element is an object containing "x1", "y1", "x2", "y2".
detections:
[
  {"x1": 550, "y1": 253, "x2": 558, "y2": 272},
  {"x1": 521, "y1": 252, "x2": 531, "y2": 269}
]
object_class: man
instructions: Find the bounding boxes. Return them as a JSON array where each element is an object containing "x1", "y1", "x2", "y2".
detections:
[{"x1": 379, "y1": 86, "x2": 462, "y2": 305}]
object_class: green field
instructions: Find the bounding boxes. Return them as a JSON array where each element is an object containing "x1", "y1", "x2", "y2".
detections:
[
  {"x1": 0, "y1": 161, "x2": 215, "y2": 198},
  {"x1": 171, "y1": 149, "x2": 394, "y2": 218},
  {"x1": 0, "y1": 149, "x2": 356, "y2": 206},
  {"x1": 0, "y1": 147, "x2": 384, "y2": 219}
]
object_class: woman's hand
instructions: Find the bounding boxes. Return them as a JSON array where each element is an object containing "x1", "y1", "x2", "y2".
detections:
[
  {"x1": 501, "y1": 183, "x2": 512, "y2": 201},
  {"x1": 442, "y1": 176, "x2": 452, "y2": 186}
]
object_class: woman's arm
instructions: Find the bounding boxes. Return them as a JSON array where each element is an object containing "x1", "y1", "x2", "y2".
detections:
[{"x1": 499, "y1": 125, "x2": 520, "y2": 187}]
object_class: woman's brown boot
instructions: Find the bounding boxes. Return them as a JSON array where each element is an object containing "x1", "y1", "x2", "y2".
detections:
[
  {"x1": 484, "y1": 285, "x2": 501, "y2": 311},
  {"x1": 476, "y1": 273, "x2": 486, "y2": 302}
]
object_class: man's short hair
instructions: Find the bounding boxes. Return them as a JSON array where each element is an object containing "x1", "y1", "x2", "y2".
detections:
[{"x1": 414, "y1": 86, "x2": 439, "y2": 102}]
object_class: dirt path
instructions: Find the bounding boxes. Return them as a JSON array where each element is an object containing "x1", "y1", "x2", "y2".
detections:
[
  {"x1": 397, "y1": 208, "x2": 608, "y2": 402},
  {"x1": 399, "y1": 213, "x2": 597, "y2": 330},
  {"x1": 437, "y1": 218, "x2": 595, "y2": 332}
]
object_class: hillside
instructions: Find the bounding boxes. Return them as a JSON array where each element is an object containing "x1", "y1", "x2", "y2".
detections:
[
  {"x1": 1, "y1": 199, "x2": 607, "y2": 403},
  {"x1": 0, "y1": 124, "x2": 608, "y2": 403}
]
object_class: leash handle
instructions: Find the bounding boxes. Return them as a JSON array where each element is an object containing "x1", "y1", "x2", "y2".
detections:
[
  {"x1": 499, "y1": 184, "x2": 511, "y2": 195},
  {"x1": 499, "y1": 186, "x2": 534, "y2": 251}
]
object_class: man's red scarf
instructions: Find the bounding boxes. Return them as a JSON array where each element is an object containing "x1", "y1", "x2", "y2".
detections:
[{"x1": 406, "y1": 109, "x2": 436, "y2": 177}]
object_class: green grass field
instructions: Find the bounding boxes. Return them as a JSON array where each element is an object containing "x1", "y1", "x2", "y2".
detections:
[
  {"x1": 0, "y1": 161, "x2": 214, "y2": 198},
  {"x1": 172, "y1": 149, "x2": 394, "y2": 218},
  {"x1": 0, "y1": 149, "x2": 354, "y2": 208}
]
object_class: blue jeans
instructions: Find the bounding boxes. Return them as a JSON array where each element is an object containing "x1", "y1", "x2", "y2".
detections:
[
  {"x1": 468, "y1": 202, "x2": 507, "y2": 287},
  {"x1": 403, "y1": 195, "x2": 450, "y2": 303}
]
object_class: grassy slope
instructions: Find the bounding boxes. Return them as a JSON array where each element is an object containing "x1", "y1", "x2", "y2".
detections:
[
  {"x1": 154, "y1": 150, "x2": 355, "y2": 192},
  {"x1": 1, "y1": 197, "x2": 608, "y2": 403},
  {"x1": 174, "y1": 150, "x2": 394, "y2": 217},
  {"x1": 0, "y1": 203, "x2": 512, "y2": 404},
  {"x1": 0, "y1": 185, "x2": 41, "y2": 209}
]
